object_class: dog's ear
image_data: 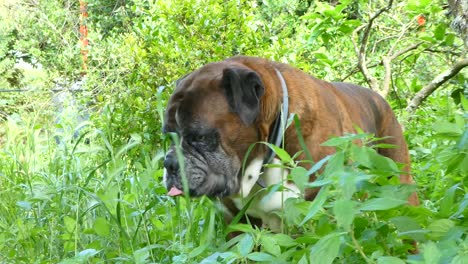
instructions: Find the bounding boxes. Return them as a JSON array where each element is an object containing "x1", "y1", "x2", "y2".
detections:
[{"x1": 221, "y1": 67, "x2": 264, "y2": 125}]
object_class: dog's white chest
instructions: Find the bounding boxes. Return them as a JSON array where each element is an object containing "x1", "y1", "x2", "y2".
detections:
[{"x1": 230, "y1": 158, "x2": 300, "y2": 231}]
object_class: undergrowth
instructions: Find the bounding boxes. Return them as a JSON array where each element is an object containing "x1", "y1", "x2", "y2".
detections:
[{"x1": 0, "y1": 98, "x2": 466, "y2": 263}]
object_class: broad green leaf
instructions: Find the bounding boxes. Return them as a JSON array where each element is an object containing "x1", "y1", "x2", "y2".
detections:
[
  {"x1": 298, "y1": 254, "x2": 308, "y2": 264},
  {"x1": 451, "y1": 254, "x2": 468, "y2": 264},
  {"x1": 351, "y1": 144, "x2": 372, "y2": 168},
  {"x1": 133, "y1": 247, "x2": 150, "y2": 264},
  {"x1": 377, "y1": 256, "x2": 405, "y2": 264},
  {"x1": 93, "y1": 217, "x2": 110, "y2": 237},
  {"x1": 453, "y1": 194, "x2": 468, "y2": 218},
  {"x1": 432, "y1": 121, "x2": 463, "y2": 136},
  {"x1": 352, "y1": 144, "x2": 400, "y2": 172},
  {"x1": 433, "y1": 24, "x2": 446, "y2": 40},
  {"x1": 310, "y1": 232, "x2": 342, "y2": 264},
  {"x1": 272, "y1": 233, "x2": 297, "y2": 247},
  {"x1": 371, "y1": 155, "x2": 399, "y2": 173},
  {"x1": 226, "y1": 224, "x2": 255, "y2": 233},
  {"x1": 390, "y1": 216, "x2": 425, "y2": 241},
  {"x1": 246, "y1": 252, "x2": 276, "y2": 261},
  {"x1": 237, "y1": 234, "x2": 254, "y2": 257},
  {"x1": 321, "y1": 137, "x2": 349, "y2": 147},
  {"x1": 64, "y1": 216, "x2": 76, "y2": 233},
  {"x1": 264, "y1": 143, "x2": 293, "y2": 165},
  {"x1": 291, "y1": 166, "x2": 309, "y2": 193},
  {"x1": 427, "y1": 219, "x2": 455, "y2": 240},
  {"x1": 423, "y1": 241, "x2": 441, "y2": 264},
  {"x1": 301, "y1": 186, "x2": 329, "y2": 225},
  {"x1": 359, "y1": 198, "x2": 407, "y2": 211},
  {"x1": 260, "y1": 236, "x2": 281, "y2": 257},
  {"x1": 337, "y1": 171, "x2": 370, "y2": 200},
  {"x1": 439, "y1": 184, "x2": 459, "y2": 217},
  {"x1": 445, "y1": 33, "x2": 456, "y2": 46},
  {"x1": 461, "y1": 91, "x2": 468, "y2": 111},
  {"x1": 333, "y1": 200, "x2": 356, "y2": 231},
  {"x1": 323, "y1": 151, "x2": 345, "y2": 176}
]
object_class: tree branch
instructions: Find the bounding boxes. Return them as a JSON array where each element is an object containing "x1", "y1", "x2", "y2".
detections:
[
  {"x1": 354, "y1": 0, "x2": 394, "y2": 91},
  {"x1": 406, "y1": 58, "x2": 468, "y2": 114},
  {"x1": 390, "y1": 42, "x2": 424, "y2": 60},
  {"x1": 343, "y1": 42, "x2": 423, "y2": 85},
  {"x1": 380, "y1": 42, "x2": 424, "y2": 97}
]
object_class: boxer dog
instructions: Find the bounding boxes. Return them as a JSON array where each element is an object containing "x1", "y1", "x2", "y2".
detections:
[{"x1": 162, "y1": 56, "x2": 418, "y2": 230}]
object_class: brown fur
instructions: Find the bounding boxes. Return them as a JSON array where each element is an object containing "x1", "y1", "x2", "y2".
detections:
[{"x1": 221, "y1": 56, "x2": 418, "y2": 205}]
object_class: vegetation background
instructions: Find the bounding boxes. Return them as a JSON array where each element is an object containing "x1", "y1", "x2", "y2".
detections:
[{"x1": 0, "y1": 0, "x2": 467, "y2": 263}]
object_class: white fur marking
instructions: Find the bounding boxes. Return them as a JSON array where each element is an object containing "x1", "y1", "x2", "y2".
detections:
[
  {"x1": 240, "y1": 157, "x2": 263, "y2": 198},
  {"x1": 233, "y1": 158, "x2": 301, "y2": 231}
]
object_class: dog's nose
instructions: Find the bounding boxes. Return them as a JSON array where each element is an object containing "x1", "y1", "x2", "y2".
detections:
[{"x1": 164, "y1": 154, "x2": 179, "y2": 174}]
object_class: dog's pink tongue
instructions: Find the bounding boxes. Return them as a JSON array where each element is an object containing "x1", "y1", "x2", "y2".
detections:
[{"x1": 168, "y1": 186, "x2": 183, "y2": 196}]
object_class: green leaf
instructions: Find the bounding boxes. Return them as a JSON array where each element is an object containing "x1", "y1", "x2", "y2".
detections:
[
  {"x1": 237, "y1": 234, "x2": 254, "y2": 257},
  {"x1": 377, "y1": 256, "x2": 405, "y2": 264},
  {"x1": 432, "y1": 120, "x2": 463, "y2": 136},
  {"x1": 309, "y1": 232, "x2": 342, "y2": 264},
  {"x1": 359, "y1": 198, "x2": 407, "y2": 211},
  {"x1": 352, "y1": 145, "x2": 399, "y2": 173},
  {"x1": 301, "y1": 186, "x2": 329, "y2": 225},
  {"x1": 323, "y1": 151, "x2": 345, "y2": 176},
  {"x1": 189, "y1": 244, "x2": 208, "y2": 258},
  {"x1": 390, "y1": 216, "x2": 425, "y2": 241},
  {"x1": 453, "y1": 194, "x2": 468, "y2": 218},
  {"x1": 439, "y1": 184, "x2": 459, "y2": 217},
  {"x1": 264, "y1": 143, "x2": 293, "y2": 165},
  {"x1": 16, "y1": 201, "x2": 32, "y2": 210},
  {"x1": 64, "y1": 216, "x2": 76, "y2": 233},
  {"x1": 272, "y1": 233, "x2": 297, "y2": 247},
  {"x1": 427, "y1": 219, "x2": 455, "y2": 240},
  {"x1": 460, "y1": 91, "x2": 468, "y2": 111},
  {"x1": 433, "y1": 24, "x2": 446, "y2": 41},
  {"x1": 307, "y1": 155, "x2": 332, "y2": 176},
  {"x1": 290, "y1": 166, "x2": 309, "y2": 193},
  {"x1": 298, "y1": 254, "x2": 308, "y2": 264},
  {"x1": 333, "y1": 200, "x2": 356, "y2": 231},
  {"x1": 246, "y1": 252, "x2": 276, "y2": 261},
  {"x1": 321, "y1": 137, "x2": 349, "y2": 147},
  {"x1": 93, "y1": 217, "x2": 110, "y2": 237},
  {"x1": 260, "y1": 236, "x2": 281, "y2": 257},
  {"x1": 133, "y1": 247, "x2": 150, "y2": 264},
  {"x1": 227, "y1": 224, "x2": 255, "y2": 234},
  {"x1": 445, "y1": 33, "x2": 456, "y2": 46},
  {"x1": 451, "y1": 253, "x2": 468, "y2": 264},
  {"x1": 423, "y1": 241, "x2": 441, "y2": 264}
]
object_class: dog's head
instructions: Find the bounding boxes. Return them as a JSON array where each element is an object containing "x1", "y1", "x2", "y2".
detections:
[{"x1": 163, "y1": 62, "x2": 266, "y2": 197}]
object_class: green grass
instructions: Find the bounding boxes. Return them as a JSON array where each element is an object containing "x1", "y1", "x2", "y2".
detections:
[{"x1": 0, "y1": 98, "x2": 467, "y2": 263}]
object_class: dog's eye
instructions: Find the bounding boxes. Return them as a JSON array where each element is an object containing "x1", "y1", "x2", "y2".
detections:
[{"x1": 193, "y1": 135, "x2": 206, "y2": 142}]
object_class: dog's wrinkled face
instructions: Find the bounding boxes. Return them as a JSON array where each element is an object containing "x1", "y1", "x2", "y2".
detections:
[{"x1": 163, "y1": 62, "x2": 265, "y2": 197}]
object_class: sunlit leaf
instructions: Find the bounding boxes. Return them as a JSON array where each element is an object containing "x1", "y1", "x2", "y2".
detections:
[{"x1": 309, "y1": 232, "x2": 342, "y2": 264}]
